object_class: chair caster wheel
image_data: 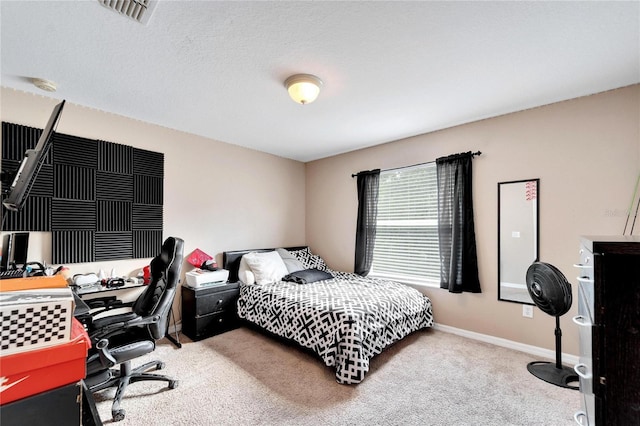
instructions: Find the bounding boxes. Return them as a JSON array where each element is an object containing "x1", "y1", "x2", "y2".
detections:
[
  {"x1": 157, "y1": 361, "x2": 165, "y2": 370},
  {"x1": 169, "y1": 380, "x2": 179, "y2": 389},
  {"x1": 113, "y1": 409, "x2": 126, "y2": 422}
]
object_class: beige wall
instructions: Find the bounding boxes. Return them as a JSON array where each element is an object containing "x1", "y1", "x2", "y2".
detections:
[
  {"x1": 306, "y1": 84, "x2": 640, "y2": 355},
  {"x1": 1, "y1": 88, "x2": 306, "y2": 320},
  {"x1": 3, "y1": 85, "x2": 639, "y2": 354}
]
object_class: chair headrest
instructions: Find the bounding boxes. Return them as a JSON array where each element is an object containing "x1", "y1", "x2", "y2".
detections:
[{"x1": 151, "y1": 237, "x2": 184, "y2": 274}]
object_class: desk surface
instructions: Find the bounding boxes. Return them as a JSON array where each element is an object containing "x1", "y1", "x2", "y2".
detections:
[{"x1": 72, "y1": 281, "x2": 144, "y2": 296}]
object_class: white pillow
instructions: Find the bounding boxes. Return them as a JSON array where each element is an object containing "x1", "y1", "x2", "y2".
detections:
[
  {"x1": 243, "y1": 251, "x2": 289, "y2": 285},
  {"x1": 238, "y1": 256, "x2": 256, "y2": 285},
  {"x1": 276, "y1": 248, "x2": 305, "y2": 273}
]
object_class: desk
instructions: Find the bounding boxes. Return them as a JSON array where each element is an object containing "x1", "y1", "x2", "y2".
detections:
[
  {"x1": 73, "y1": 281, "x2": 146, "y2": 330},
  {"x1": 73, "y1": 281, "x2": 145, "y2": 302}
]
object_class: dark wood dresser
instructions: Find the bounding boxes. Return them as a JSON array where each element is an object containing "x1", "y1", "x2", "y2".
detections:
[
  {"x1": 181, "y1": 282, "x2": 240, "y2": 341},
  {"x1": 573, "y1": 236, "x2": 640, "y2": 426}
]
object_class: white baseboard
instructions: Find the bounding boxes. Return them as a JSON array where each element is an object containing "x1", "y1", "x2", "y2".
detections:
[{"x1": 433, "y1": 323, "x2": 579, "y2": 366}]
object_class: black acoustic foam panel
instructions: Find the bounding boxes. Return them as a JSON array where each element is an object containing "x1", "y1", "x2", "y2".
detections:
[
  {"x1": 52, "y1": 133, "x2": 97, "y2": 168},
  {"x1": 134, "y1": 174, "x2": 163, "y2": 205},
  {"x1": 2, "y1": 196, "x2": 51, "y2": 232},
  {"x1": 132, "y1": 204, "x2": 163, "y2": 230},
  {"x1": 97, "y1": 200, "x2": 131, "y2": 232},
  {"x1": 52, "y1": 231, "x2": 95, "y2": 264},
  {"x1": 133, "y1": 148, "x2": 163, "y2": 177},
  {"x1": 51, "y1": 199, "x2": 97, "y2": 231},
  {"x1": 133, "y1": 230, "x2": 163, "y2": 258},
  {"x1": 2, "y1": 122, "x2": 164, "y2": 264},
  {"x1": 95, "y1": 232, "x2": 133, "y2": 261},
  {"x1": 54, "y1": 165, "x2": 95, "y2": 200},
  {"x1": 1, "y1": 122, "x2": 48, "y2": 163},
  {"x1": 96, "y1": 171, "x2": 133, "y2": 201},
  {"x1": 98, "y1": 140, "x2": 133, "y2": 174}
]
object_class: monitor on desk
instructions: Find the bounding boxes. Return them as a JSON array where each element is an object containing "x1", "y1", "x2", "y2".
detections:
[{"x1": 1, "y1": 232, "x2": 29, "y2": 271}]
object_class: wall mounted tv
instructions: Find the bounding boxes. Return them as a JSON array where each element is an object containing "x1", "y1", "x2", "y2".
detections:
[{"x1": 2, "y1": 100, "x2": 66, "y2": 212}]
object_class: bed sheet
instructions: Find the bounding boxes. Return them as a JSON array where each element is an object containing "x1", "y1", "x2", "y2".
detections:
[{"x1": 237, "y1": 270, "x2": 433, "y2": 384}]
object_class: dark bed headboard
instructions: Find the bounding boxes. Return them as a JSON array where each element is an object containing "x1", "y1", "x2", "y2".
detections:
[{"x1": 223, "y1": 246, "x2": 308, "y2": 283}]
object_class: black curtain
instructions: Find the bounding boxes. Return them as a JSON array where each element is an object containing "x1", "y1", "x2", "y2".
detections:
[
  {"x1": 354, "y1": 169, "x2": 380, "y2": 276},
  {"x1": 436, "y1": 152, "x2": 481, "y2": 293}
]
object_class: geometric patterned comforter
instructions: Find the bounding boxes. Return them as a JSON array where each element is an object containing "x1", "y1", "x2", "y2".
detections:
[{"x1": 237, "y1": 271, "x2": 434, "y2": 384}]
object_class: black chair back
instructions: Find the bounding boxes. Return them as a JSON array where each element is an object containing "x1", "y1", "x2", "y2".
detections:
[{"x1": 133, "y1": 236, "x2": 184, "y2": 340}]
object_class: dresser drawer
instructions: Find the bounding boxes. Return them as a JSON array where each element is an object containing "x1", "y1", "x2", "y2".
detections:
[
  {"x1": 574, "y1": 391, "x2": 595, "y2": 426},
  {"x1": 183, "y1": 311, "x2": 239, "y2": 341},
  {"x1": 194, "y1": 288, "x2": 239, "y2": 316},
  {"x1": 575, "y1": 281, "x2": 593, "y2": 369},
  {"x1": 575, "y1": 246, "x2": 595, "y2": 321}
]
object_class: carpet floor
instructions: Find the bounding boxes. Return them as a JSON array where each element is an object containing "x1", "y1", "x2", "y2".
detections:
[{"x1": 93, "y1": 326, "x2": 580, "y2": 425}]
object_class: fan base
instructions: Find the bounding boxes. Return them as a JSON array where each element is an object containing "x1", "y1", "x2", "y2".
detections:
[{"x1": 527, "y1": 361, "x2": 579, "y2": 390}]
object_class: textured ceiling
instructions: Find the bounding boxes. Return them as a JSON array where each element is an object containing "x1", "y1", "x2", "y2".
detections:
[{"x1": 1, "y1": 1, "x2": 639, "y2": 162}]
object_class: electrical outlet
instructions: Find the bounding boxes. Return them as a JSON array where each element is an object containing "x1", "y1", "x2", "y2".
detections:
[{"x1": 523, "y1": 305, "x2": 534, "y2": 318}]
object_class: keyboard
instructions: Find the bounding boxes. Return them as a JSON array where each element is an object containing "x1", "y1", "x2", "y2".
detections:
[{"x1": 0, "y1": 269, "x2": 25, "y2": 279}]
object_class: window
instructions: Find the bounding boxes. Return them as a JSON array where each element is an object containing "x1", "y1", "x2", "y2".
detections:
[{"x1": 370, "y1": 163, "x2": 440, "y2": 286}]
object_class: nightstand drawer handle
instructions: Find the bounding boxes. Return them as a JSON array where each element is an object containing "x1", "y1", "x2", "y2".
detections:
[{"x1": 576, "y1": 276, "x2": 594, "y2": 284}]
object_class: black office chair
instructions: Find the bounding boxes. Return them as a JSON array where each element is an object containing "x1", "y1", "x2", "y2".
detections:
[{"x1": 85, "y1": 236, "x2": 184, "y2": 422}]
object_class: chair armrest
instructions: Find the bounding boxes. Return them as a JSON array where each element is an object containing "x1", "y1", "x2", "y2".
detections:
[
  {"x1": 90, "y1": 311, "x2": 139, "y2": 343},
  {"x1": 89, "y1": 311, "x2": 165, "y2": 343},
  {"x1": 96, "y1": 339, "x2": 117, "y2": 368},
  {"x1": 86, "y1": 338, "x2": 117, "y2": 376},
  {"x1": 92, "y1": 311, "x2": 138, "y2": 329}
]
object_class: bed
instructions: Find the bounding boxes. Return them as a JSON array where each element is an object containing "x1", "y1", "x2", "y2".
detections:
[{"x1": 223, "y1": 246, "x2": 434, "y2": 384}]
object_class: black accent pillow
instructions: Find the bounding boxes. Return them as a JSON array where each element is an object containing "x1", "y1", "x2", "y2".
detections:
[{"x1": 282, "y1": 268, "x2": 333, "y2": 284}]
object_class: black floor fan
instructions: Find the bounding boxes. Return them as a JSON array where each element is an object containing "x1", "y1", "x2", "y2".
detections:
[{"x1": 525, "y1": 262, "x2": 579, "y2": 390}]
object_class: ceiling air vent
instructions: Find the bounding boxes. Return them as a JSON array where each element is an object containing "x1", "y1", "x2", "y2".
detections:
[{"x1": 98, "y1": 0, "x2": 158, "y2": 25}]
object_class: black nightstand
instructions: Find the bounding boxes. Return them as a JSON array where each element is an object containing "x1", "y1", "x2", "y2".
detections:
[{"x1": 181, "y1": 282, "x2": 240, "y2": 341}]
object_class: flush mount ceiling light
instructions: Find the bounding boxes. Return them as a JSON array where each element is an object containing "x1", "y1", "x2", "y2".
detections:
[
  {"x1": 284, "y1": 74, "x2": 323, "y2": 105},
  {"x1": 32, "y1": 78, "x2": 57, "y2": 92}
]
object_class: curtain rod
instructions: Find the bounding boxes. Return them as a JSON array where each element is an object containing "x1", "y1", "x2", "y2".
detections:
[{"x1": 351, "y1": 151, "x2": 482, "y2": 178}]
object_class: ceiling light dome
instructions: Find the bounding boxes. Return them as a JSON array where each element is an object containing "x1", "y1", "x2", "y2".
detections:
[
  {"x1": 32, "y1": 78, "x2": 57, "y2": 92},
  {"x1": 284, "y1": 74, "x2": 323, "y2": 105}
]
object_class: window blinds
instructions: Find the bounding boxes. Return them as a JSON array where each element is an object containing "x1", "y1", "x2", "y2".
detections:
[{"x1": 370, "y1": 163, "x2": 440, "y2": 283}]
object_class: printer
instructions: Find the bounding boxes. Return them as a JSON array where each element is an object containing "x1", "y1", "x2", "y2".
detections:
[{"x1": 185, "y1": 269, "x2": 229, "y2": 289}]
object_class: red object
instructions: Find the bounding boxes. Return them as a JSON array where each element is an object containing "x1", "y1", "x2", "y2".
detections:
[
  {"x1": 187, "y1": 248, "x2": 213, "y2": 268},
  {"x1": 0, "y1": 318, "x2": 91, "y2": 405},
  {"x1": 143, "y1": 265, "x2": 151, "y2": 285}
]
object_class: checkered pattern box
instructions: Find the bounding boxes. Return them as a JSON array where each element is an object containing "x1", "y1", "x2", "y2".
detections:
[{"x1": 0, "y1": 287, "x2": 75, "y2": 356}]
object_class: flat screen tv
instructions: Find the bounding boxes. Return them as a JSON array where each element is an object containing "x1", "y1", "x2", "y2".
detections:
[{"x1": 2, "y1": 100, "x2": 66, "y2": 212}]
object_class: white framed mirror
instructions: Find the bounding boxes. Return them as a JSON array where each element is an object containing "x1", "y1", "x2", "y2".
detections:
[{"x1": 498, "y1": 179, "x2": 539, "y2": 304}]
